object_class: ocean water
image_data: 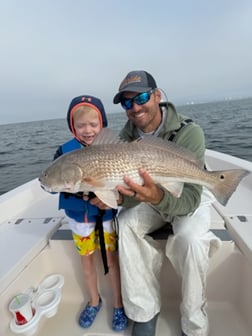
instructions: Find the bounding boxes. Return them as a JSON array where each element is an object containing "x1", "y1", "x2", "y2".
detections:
[{"x1": 0, "y1": 97, "x2": 252, "y2": 195}]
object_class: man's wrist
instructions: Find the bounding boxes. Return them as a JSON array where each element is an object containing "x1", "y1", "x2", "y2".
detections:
[{"x1": 151, "y1": 188, "x2": 164, "y2": 205}]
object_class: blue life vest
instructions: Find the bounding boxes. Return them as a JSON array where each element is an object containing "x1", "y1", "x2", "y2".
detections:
[{"x1": 58, "y1": 138, "x2": 117, "y2": 222}]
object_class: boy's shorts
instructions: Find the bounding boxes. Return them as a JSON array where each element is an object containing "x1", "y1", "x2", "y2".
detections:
[{"x1": 70, "y1": 219, "x2": 117, "y2": 256}]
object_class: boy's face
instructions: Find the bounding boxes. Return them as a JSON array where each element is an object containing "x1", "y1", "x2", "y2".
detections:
[{"x1": 73, "y1": 108, "x2": 101, "y2": 145}]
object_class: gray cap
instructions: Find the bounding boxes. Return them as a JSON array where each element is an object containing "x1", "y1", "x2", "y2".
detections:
[{"x1": 113, "y1": 70, "x2": 157, "y2": 104}]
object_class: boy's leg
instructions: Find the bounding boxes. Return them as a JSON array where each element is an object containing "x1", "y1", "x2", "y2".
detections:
[
  {"x1": 81, "y1": 253, "x2": 100, "y2": 305},
  {"x1": 107, "y1": 250, "x2": 128, "y2": 331},
  {"x1": 107, "y1": 251, "x2": 123, "y2": 307}
]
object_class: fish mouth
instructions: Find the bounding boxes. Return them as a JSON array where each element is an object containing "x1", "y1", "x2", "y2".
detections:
[
  {"x1": 40, "y1": 184, "x2": 51, "y2": 192},
  {"x1": 40, "y1": 184, "x2": 71, "y2": 193}
]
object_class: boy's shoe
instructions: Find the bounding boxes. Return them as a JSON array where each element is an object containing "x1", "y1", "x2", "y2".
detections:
[
  {"x1": 79, "y1": 297, "x2": 102, "y2": 328},
  {"x1": 112, "y1": 307, "x2": 128, "y2": 332}
]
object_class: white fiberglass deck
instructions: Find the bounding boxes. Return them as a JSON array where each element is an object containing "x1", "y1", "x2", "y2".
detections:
[{"x1": 1, "y1": 234, "x2": 252, "y2": 336}]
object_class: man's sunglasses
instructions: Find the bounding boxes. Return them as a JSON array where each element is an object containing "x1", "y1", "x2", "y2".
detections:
[{"x1": 121, "y1": 89, "x2": 154, "y2": 110}]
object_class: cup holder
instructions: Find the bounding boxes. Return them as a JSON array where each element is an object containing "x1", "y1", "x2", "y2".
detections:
[
  {"x1": 36, "y1": 289, "x2": 61, "y2": 318},
  {"x1": 38, "y1": 274, "x2": 64, "y2": 292},
  {"x1": 9, "y1": 274, "x2": 64, "y2": 335}
]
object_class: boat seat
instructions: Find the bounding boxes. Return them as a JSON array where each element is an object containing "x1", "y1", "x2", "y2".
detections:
[
  {"x1": 148, "y1": 223, "x2": 232, "y2": 241},
  {"x1": 51, "y1": 206, "x2": 232, "y2": 242},
  {"x1": 50, "y1": 225, "x2": 231, "y2": 242}
]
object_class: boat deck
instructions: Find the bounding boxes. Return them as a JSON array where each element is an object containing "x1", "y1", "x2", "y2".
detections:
[
  {"x1": 2, "y1": 230, "x2": 252, "y2": 336},
  {"x1": 30, "y1": 299, "x2": 252, "y2": 336},
  {"x1": 39, "y1": 241, "x2": 252, "y2": 336}
]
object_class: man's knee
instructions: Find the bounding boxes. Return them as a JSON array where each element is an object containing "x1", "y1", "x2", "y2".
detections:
[{"x1": 168, "y1": 231, "x2": 203, "y2": 257}]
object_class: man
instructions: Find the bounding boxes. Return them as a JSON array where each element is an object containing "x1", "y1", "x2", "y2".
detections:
[{"x1": 113, "y1": 70, "x2": 221, "y2": 336}]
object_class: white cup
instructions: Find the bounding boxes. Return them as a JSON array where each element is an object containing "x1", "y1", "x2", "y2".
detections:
[{"x1": 9, "y1": 293, "x2": 34, "y2": 325}]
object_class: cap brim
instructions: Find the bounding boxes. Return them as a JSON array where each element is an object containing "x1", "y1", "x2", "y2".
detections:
[{"x1": 113, "y1": 86, "x2": 152, "y2": 104}]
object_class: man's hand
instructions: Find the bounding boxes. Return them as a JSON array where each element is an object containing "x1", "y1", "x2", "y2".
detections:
[{"x1": 116, "y1": 168, "x2": 164, "y2": 205}]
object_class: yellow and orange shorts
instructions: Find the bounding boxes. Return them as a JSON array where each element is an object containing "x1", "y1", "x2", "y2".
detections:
[{"x1": 71, "y1": 219, "x2": 117, "y2": 256}]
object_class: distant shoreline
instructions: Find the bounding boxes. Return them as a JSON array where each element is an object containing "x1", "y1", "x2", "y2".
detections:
[{"x1": 1, "y1": 96, "x2": 252, "y2": 126}]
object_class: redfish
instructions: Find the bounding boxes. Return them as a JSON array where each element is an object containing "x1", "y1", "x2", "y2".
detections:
[{"x1": 39, "y1": 129, "x2": 249, "y2": 208}]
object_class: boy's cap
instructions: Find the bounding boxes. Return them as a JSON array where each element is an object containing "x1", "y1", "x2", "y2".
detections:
[
  {"x1": 113, "y1": 70, "x2": 157, "y2": 104},
  {"x1": 67, "y1": 95, "x2": 108, "y2": 134}
]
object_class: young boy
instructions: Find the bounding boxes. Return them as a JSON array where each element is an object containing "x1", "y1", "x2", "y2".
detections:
[{"x1": 54, "y1": 95, "x2": 128, "y2": 331}]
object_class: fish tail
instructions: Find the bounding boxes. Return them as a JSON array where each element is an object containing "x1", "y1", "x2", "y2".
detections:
[{"x1": 209, "y1": 169, "x2": 249, "y2": 206}]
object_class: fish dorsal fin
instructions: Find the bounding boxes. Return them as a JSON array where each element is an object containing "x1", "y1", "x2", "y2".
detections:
[
  {"x1": 137, "y1": 136, "x2": 201, "y2": 166},
  {"x1": 92, "y1": 128, "x2": 125, "y2": 145}
]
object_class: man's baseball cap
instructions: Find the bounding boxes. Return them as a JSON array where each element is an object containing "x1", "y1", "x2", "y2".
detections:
[{"x1": 113, "y1": 70, "x2": 157, "y2": 104}]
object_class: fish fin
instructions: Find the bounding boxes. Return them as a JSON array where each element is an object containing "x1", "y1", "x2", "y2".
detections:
[
  {"x1": 160, "y1": 181, "x2": 184, "y2": 198},
  {"x1": 207, "y1": 169, "x2": 249, "y2": 206},
  {"x1": 92, "y1": 128, "x2": 126, "y2": 145},
  {"x1": 95, "y1": 190, "x2": 119, "y2": 209},
  {"x1": 137, "y1": 136, "x2": 201, "y2": 166}
]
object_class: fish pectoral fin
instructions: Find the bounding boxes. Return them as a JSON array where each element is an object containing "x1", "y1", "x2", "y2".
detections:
[
  {"x1": 95, "y1": 190, "x2": 119, "y2": 209},
  {"x1": 161, "y1": 182, "x2": 184, "y2": 198}
]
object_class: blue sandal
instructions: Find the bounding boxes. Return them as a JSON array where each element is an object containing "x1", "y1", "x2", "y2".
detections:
[
  {"x1": 112, "y1": 307, "x2": 128, "y2": 331},
  {"x1": 79, "y1": 297, "x2": 102, "y2": 328}
]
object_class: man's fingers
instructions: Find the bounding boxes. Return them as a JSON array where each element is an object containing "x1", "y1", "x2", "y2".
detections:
[{"x1": 139, "y1": 168, "x2": 154, "y2": 186}]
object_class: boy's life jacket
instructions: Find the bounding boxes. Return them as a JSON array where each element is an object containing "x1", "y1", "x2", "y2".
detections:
[{"x1": 58, "y1": 137, "x2": 117, "y2": 223}]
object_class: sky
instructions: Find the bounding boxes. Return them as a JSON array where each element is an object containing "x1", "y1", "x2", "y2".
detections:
[{"x1": 0, "y1": 0, "x2": 252, "y2": 124}]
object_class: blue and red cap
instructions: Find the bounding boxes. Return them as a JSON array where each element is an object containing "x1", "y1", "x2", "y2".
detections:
[{"x1": 67, "y1": 95, "x2": 108, "y2": 137}]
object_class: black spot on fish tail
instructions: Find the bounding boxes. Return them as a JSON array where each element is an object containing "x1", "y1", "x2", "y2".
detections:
[{"x1": 209, "y1": 169, "x2": 249, "y2": 206}]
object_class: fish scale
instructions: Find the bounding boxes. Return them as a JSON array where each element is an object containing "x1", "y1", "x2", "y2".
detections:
[{"x1": 82, "y1": 143, "x2": 177, "y2": 176}]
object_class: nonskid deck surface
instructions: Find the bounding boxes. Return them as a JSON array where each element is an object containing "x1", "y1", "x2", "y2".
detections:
[
  {"x1": 14, "y1": 300, "x2": 250, "y2": 336},
  {"x1": 3, "y1": 242, "x2": 252, "y2": 336},
  {"x1": 3, "y1": 226, "x2": 252, "y2": 336}
]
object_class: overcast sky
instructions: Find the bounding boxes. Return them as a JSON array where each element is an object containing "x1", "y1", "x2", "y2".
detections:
[{"x1": 1, "y1": 0, "x2": 252, "y2": 124}]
